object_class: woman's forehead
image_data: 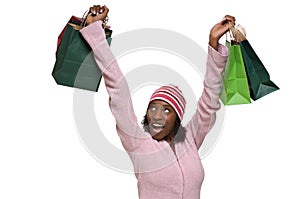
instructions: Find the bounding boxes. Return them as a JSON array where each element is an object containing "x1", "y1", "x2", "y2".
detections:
[{"x1": 149, "y1": 100, "x2": 171, "y2": 107}]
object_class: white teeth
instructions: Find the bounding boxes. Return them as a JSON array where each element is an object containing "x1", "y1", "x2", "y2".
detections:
[{"x1": 152, "y1": 123, "x2": 164, "y2": 128}]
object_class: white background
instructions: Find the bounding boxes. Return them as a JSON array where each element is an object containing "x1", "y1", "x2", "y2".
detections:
[{"x1": 1, "y1": 0, "x2": 299, "y2": 198}]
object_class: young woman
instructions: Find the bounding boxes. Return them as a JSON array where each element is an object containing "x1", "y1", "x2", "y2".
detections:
[{"x1": 81, "y1": 5, "x2": 235, "y2": 199}]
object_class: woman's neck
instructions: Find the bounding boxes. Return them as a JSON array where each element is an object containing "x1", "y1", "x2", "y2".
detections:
[{"x1": 164, "y1": 131, "x2": 176, "y2": 144}]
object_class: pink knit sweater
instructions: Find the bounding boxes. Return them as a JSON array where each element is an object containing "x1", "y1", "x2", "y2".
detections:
[{"x1": 80, "y1": 21, "x2": 228, "y2": 199}]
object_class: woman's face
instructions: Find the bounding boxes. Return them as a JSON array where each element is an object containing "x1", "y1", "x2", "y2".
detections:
[{"x1": 147, "y1": 100, "x2": 177, "y2": 142}]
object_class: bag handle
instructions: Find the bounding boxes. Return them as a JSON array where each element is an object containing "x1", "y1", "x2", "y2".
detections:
[
  {"x1": 227, "y1": 22, "x2": 247, "y2": 43},
  {"x1": 69, "y1": 9, "x2": 110, "y2": 31},
  {"x1": 235, "y1": 24, "x2": 247, "y2": 42},
  {"x1": 80, "y1": 10, "x2": 90, "y2": 27},
  {"x1": 226, "y1": 22, "x2": 236, "y2": 43}
]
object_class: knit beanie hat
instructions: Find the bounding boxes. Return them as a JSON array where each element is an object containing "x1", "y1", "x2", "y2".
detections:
[{"x1": 149, "y1": 84, "x2": 186, "y2": 121}]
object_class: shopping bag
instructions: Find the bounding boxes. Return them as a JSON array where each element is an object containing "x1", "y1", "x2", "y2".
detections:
[
  {"x1": 57, "y1": 16, "x2": 113, "y2": 49},
  {"x1": 57, "y1": 16, "x2": 82, "y2": 49},
  {"x1": 220, "y1": 40, "x2": 251, "y2": 105},
  {"x1": 52, "y1": 16, "x2": 112, "y2": 92},
  {"x1": 239, "y1": 40, "x2": 279, "y2": 100}
]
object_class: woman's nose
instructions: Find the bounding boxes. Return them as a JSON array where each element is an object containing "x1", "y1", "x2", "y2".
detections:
[{"x1": 152, "y1": 109, "x2": 164, "y2": 120}]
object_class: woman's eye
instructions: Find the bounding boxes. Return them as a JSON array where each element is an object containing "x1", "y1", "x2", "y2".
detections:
[
  {"x1": 164, "y1": 108, "x2": 170, "y2": 113},
  {"x1": 149, "y1": 106, "x2": 156, "y2": 111}
]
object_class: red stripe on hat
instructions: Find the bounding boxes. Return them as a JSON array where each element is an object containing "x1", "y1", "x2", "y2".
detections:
[
  {"x1": 160, "y1": 87, "x2": 185, "y2": 111},
  {"x1": 150, "y1": 92, "x2": 183, "y2": 120}
]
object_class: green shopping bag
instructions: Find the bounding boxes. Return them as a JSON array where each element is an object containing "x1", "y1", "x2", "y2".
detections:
[
  {"x1": 239, "y1": 40, "x2": 279, "y2": 100},
  {"x1": 52, "y1": 19, "x2": 112, "y2": 92},
  {"x1": 220, "y1": 41, "x2": 251, "y2": 105}
]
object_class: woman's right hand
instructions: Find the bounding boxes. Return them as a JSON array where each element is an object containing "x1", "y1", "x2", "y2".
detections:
[
  {"x1": 209, "y1": 15, "x2": 236, "y2": 51},
  {"x1": 85, "y1": 5, "x2": 109, "y2": 26}
]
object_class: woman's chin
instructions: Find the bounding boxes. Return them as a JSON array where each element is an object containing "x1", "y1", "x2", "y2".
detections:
[
  {"x1": 152, "y1": 135, "x2": 163, "y2": 141},
  {"x1": 151, "y1": 129, "x2": 164, "y2": 140}
]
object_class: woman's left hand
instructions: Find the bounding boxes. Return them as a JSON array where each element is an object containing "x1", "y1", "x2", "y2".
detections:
[
  {"x1": 209, "y1": 15, "x2": 235, "y2": 51},
  {"x1": 85, "y1": 5, "x2": 109, "y2": 26}
]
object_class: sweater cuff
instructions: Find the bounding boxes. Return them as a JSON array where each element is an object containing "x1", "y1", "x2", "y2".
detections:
[
  {"x1": 207, "y1": 43, "x2": 228, "y2": 69},
  {"x1": 80, "y1": 21, "x2": 106, "y2": 50}
]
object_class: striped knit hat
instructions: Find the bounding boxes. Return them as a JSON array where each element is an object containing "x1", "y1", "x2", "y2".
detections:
[{"x1": 149, "y1": 84, "x2": 186, "y2": 121}]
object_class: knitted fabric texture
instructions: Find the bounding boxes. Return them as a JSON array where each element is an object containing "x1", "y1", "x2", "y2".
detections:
[{"x1": 149, "y1": 84, "x2": 186, "y2": 121}]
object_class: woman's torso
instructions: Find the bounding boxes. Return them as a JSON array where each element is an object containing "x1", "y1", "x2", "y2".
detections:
[{"x1": 132, "y1": 131, "x2": 204, "y2": 199}]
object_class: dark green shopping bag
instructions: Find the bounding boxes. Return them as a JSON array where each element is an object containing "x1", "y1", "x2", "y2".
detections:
[
  {"x1": 239, "y1": 40, "x2": 279, "y2": 100},
  {"x1": 220, "y1": 41, "x2": 251, "y2": 105},
  {"x1": 52, "y1": 20, "x2": 112, "y2": 92}
]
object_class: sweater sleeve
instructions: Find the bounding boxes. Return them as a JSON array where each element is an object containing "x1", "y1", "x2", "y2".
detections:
[
  {"x1": 80, "y1": 21, "x2": 150, "y2": 152},
  {"x1": 185, "y1": 44, "x2": 228, "y2": 150}
]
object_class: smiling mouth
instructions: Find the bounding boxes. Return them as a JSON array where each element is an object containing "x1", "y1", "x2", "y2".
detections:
[
  {"x1": 152, "y1": 123, "x2": 164, "y2": 128},
  {"x1": 150, "y1": 123, "x2": 165, "y2": 134}
]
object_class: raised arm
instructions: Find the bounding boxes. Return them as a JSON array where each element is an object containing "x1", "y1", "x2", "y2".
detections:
[
  {"x1": 185, "y1": 15, "x2": 235, "y2": 149},
  {"x1": 80, "y1": 6, "x2": 149, "y2": 152}
]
